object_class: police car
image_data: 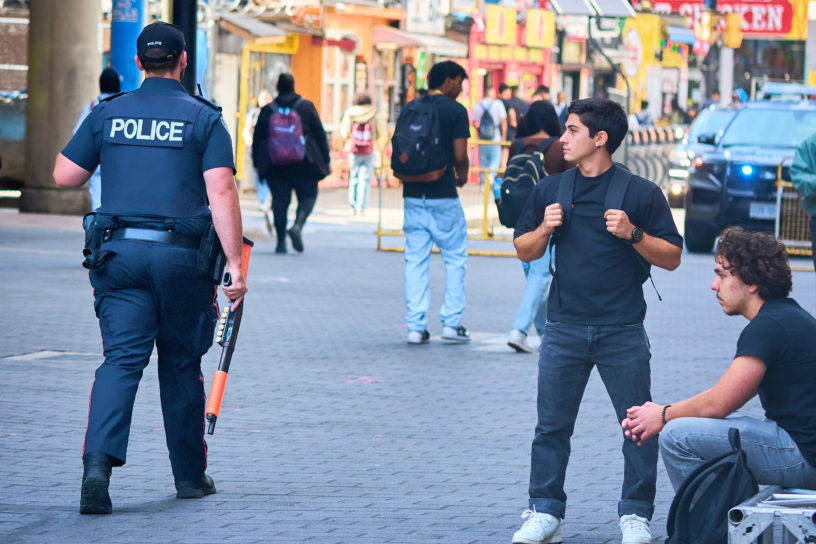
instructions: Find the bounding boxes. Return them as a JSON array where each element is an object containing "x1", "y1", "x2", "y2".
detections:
[{"x1": 683, "y1": 99, "x2": 816, "y2": 252}]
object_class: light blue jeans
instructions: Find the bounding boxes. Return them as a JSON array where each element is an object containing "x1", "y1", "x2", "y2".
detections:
[
  {"x1": 403, "y1": 197, "x2": 468, "y2": 332},
  {"x1": 348, "y1": 153, "x2": 374, "y2": 213},
  {"x1": 512, "y1": 247, "x2": 553, "y2": 337},
  {"x1": 479, "y1": 144, "x2": 501, "y2": 186},
  {"x1": 660, "y1": 414, "x2": 816, "y2": 491}
]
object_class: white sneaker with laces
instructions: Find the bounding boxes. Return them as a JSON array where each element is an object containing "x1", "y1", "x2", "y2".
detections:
[
  {"x1": 407, "y1": 330, "x2": 430, "y2": 344},
  {"x1": 511, "y1": 509, "x2": 562, "y2": 544},
  {"x1": 508, "y1": 329, "x2": 534, "y2": 353},
  {"x1": 441, "y1": 325, "x2": 470, "y2": 343},
  {"x1": 620, "y1": 514, "x2": 651, "y2": 544}
]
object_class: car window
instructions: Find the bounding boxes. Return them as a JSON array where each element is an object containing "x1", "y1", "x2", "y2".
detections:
[
  {"x1": 689, "y1": 109, "x2": 736, "y2": 141},
  {"x1": 720, "y1": 107, "x2": 816, "y2": 147}
]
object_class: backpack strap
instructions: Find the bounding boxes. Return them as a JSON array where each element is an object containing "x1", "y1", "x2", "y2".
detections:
[
  {"x1": 547, "y1": 167, "x2": 577, "y2": 278},
  {"x1": 604, "y1": 165, "x2": 663, "y2": 301}
]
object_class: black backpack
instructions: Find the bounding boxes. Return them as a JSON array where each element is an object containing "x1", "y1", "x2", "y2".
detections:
[
  {"x1": 496, "y1": 137, "x2": 555, "y2": 228},
  {"x1": 548, "y1": 164, "x2": 662, "y2": 300},
  {"x1": 477, "y1": 99, "x2": 497, "y2": 140},
  {"x1": 665, "y1": 428, "x2": 758, "y2": 544},
  {"x1": 391, "y1": 96, "x2": 448, "y2": 183}
]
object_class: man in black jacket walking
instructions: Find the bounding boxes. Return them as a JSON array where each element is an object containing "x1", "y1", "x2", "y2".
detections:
[{"x1": 252, "y1": 73, "x2": 330, "y2": 253}]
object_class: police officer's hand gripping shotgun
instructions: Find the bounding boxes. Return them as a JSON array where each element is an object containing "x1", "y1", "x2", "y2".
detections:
[{"x1": 205, "y1": 237, "x2": 253, "y2": 434}]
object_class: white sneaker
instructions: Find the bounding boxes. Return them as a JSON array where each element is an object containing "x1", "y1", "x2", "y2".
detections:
[
  {"x1": 407, "y1": 330, "x2": 430, "y2": 344},
  {"x1": 620, "y1": 514, "x2": 651, "y2": 544},
  {"x1": 511, "y1": 509, "x2": 562, "y2": 544},
  {"x1": 508, "y1": 329, "x2": 534, "y2": 353},
  {"x1": 441, "y1": 325, "x2": 470, "y2": 343}
]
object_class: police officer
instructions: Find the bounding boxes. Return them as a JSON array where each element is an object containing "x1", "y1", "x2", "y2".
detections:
[{"x1": 53, "y1": 21, "x2": 247, "y2": 515}]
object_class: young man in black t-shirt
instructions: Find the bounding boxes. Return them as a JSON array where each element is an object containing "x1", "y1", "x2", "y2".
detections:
[
  {"x1": 624, "y1": 227, "x2": 816, "y2": 493},
  {"x1": 511, "y1": 98, "x2": 682, "y2": 544},
  {"x1": 401, "y1": 61, "x2": 471, "y2": 345}
]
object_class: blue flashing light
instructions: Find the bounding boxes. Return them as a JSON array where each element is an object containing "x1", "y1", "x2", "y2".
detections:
[{"x1": 741, "y1": 165, "x2": 754, "y2": 176}]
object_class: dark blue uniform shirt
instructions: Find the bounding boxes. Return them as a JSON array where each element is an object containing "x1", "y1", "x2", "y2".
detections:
[{"x1": 63, "y1": 77, "x2": 235, "y2": 225}]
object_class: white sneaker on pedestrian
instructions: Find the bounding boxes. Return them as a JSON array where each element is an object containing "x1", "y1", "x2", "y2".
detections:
[
  {"x1": 512, "y1": 509, "x2": 562, "y2": 544},
  {"x1": 620, "y1": 514, "x2": 651, "y2": 544},
  {"x1": 407, "y1": 330, "x2": 430, "y2": 344},
  {"x1": 508, "y1": 329, "x2": 534, "y2": 353},
  {"x1": 441, "y1": 325, "x2": 470, "y2": 343}
]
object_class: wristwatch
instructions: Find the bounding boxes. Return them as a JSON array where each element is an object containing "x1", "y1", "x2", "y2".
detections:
[{"x1": 630, "y1": 226, "x2": 644, "y2": 244}]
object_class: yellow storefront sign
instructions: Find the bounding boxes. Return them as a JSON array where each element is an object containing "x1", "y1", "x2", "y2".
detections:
[
  {"x1": 485, "y1": 4, "x2": 517, "y2": 45},
  {"x1": 526, "y1": 9, "x2": 556, "y2": 49}
]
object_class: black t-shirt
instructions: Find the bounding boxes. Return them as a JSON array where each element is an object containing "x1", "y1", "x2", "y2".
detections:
[
  {"x1": 402, "y1": 94, "x2": 470, "y2": 199},
  {"x1": 735, "y1": 298, "x2": 816, "y2": 468},
  {"x1": 514, "y1": 166, "x2": 683, "y2": 324}
]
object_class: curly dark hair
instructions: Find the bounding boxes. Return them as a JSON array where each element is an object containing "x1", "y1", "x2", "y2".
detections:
[{"x1": 715, "y1": 226, "x2": 792, "y2": 300}]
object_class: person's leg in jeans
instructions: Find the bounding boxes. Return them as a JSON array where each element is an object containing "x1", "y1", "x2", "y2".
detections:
[
  {"x1": 660, "y1": 415, "x2": 816, "y2": 491},
  {"x1": 478, "y1": 144, "x2": 500, "y2": 186},
  {"x1": 428, "y1": 198, "x2": 468, "y2": 329},
  {"x1": 512, "y1": 249, "x2": 553, "y2": 336},
  {"x1": 403, "y1": 198, "x2": 433, "y2": 333},
  {"x1": 356, "y1": 154, "x2": 374, "y2": 213},
  {"x1": 593, "y1": 323, "x2": 656, "y2": 520},
  {"x1": 529, "y1": 322, "x2": 594, "y2": 518},
  {"x1": 348, "y1": 153, "x2": 362, "y2": 212}
]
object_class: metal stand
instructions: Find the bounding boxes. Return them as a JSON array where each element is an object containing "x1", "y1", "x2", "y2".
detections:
[{"x1": 729, "y1": 486, "x2": 816, "y2": 543}]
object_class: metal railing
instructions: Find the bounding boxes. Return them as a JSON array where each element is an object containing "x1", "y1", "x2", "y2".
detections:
[{"x1": 774, "y1": 156, "x2": 813, "y2": 259}]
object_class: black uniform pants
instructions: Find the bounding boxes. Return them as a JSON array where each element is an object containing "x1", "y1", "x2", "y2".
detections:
[{"x1": 85, "y1": 239, "x2": 217, "y2": 481}]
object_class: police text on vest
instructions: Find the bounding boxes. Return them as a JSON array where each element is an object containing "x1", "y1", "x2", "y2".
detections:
[{"x1": 109, "y1": 118, "x2": 185, "y2": 142}]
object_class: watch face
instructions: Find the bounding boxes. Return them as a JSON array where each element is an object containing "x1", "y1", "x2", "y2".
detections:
[{"x1": 632, "y1": 227, "x2": 643, "y2": 243}]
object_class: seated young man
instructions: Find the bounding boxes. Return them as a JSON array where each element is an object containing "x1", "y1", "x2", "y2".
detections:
[{"x1": 623, "y1": 227, "x2": 816, "y2": 492}]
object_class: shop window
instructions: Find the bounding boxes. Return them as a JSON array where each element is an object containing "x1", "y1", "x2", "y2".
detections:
[{"x1": 324, "y1": 46, "x2": 355, "y2": 131}]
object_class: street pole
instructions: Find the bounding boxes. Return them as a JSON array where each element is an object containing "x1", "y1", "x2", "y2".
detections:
[
  {"x1": 173, "y1": 0, "x2": 197, "y2": 94},
  {"x1": 718, "y1": 45, "x2": 734, "y2": 105}
]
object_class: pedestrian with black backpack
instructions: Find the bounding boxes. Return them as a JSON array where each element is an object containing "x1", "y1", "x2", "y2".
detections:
[
  {"x1": 391, "y1": 60, "x2": 471, "y2": 345},
  {"x1": 471, "y1": 86, "x2": 507, "y2": 188},
  {"x1": 623, "y1": 227, "x2": 816, "y2": 541},
  {"x1": 511, "y1": 98, "x2": 683, "y2": 544},
  {"x1": 502, "y1": 100, "x2": 574, "y2": 353},
  {"x1": 252, "y1": 73, "x2": 330, "y2": 254}
]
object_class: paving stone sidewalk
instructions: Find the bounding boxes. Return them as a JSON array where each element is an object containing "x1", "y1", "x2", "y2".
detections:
[{"x1": 1, "y1": 191, "x2": 813, "y2": 543}]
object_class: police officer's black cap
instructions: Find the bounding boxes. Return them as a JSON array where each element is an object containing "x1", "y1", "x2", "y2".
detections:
[{"x1": 137, "y1": 21, "x2": 185, "y2": 63}]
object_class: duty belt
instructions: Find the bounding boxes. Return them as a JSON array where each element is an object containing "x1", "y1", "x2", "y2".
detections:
[{"x1": 107, "y1": 227, "x2": 200, "y2": 249}]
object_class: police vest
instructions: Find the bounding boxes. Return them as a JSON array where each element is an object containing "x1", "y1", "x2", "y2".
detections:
[{"x1": 99, "y1": 87, "x2": 216, "y2": 218}]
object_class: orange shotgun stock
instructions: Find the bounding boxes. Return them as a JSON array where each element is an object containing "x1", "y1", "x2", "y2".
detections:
[{"x1": 205, "y1": 237, "x2": 253, "y2": 434}]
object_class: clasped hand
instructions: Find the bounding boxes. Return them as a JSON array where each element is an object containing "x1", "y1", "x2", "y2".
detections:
[{"x1": 621, "y1": 401, "x2": 664, "y2": 447}]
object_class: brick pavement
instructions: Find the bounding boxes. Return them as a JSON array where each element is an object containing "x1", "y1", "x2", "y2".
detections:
[{"x1": 1, "y1": 192, "x2": 814, "y2": 544}]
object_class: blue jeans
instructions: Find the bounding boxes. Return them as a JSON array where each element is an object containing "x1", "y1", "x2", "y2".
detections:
[
  {"x1": 348, "y1": 153, "x2": 374, "y2": 213},
  {"x1": 512, "y1": 248, "x2": 552, "y2": 337},
  {"x1": 660, "y1": 414, "x2": 816, "y2": 491},
  {"x1": 479, "y1": 144, "x2": 501, "y2": 186},
  {"x1": 403, "y1": 197, "x2": 467, "y2": 332},
  {"x1": 530, "y1": 321, "x2": 656, "y2": 520}
]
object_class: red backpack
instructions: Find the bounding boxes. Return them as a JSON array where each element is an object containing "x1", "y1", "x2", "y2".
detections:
[
  {"x1": 267, "y1": 98, "x2": 306, "y2": 165},
  {"x1": 350, "y1": 121, "x2": 373, "y2": 155}
]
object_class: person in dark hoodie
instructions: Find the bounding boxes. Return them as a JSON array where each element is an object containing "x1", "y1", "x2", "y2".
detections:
[{"x1": 252, "y1": 73, "x2": 330, "y2": 253}]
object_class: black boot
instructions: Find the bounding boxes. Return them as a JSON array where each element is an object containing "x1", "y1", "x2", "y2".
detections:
[
  {"x1": 80, "y1": 452, "x2": 112, "y2": 515},
  {"x1": 275, "y1": 240, "x2": 287, "y2": 254},
  {"x1": 287, "y1": 203, "x2": 313, "y2": 253},
  {"x1": 175, "y1": 472, "x2": 217, "y2": 499}
]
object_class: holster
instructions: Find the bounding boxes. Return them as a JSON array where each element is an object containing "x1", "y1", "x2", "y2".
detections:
[
  {"x1": 82, "y1": 212, "x2": 115, "y2": 270},
  {"x1": 197, "y1": 223, "x2": 227, "y2": 284}
]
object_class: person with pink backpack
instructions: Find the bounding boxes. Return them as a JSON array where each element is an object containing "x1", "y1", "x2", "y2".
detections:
[
  {"x1": 338, "y1": 92, "x2": 388, "y2": 215},
  {"x1": 252, "y1": 73, "x2": 330, "y2": 253}
]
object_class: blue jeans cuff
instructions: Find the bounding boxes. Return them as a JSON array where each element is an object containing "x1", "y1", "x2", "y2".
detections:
[
  {"x1": 618, "y1": 499, "x2": 654, "y2": 520},
  {"x1": 529, "y1": 498, "x2": 565, "y2": 519}
]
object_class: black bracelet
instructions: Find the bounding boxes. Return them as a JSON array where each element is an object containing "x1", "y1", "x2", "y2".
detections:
[{"x1": 661, "y1": 404, "x2": 672, "y2": 426}]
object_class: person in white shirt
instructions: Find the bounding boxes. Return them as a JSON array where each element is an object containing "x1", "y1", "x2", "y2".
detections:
[{"x1": 470, "y1": 87, "x2": 507, "y2": 188}]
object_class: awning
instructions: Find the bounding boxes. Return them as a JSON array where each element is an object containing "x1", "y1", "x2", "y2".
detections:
[
  {"x1": 588, "y1": 0, "x2": 635, "y2": 18},
  {"x1": 666, "y1": 25, "x2": 696, "y2": 44},
  {"x1": 217, "y1": 12, "x2": 288, "y2": 43},
  {"x1": 550, "y1": 0, "x2": 634, "y2": 17},
  {"x1": 372, "y1": 26, "x2": 469, "y2": 58}
]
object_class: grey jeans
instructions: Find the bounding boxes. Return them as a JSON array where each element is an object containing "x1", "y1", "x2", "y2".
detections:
[{"x1": 659, "y1": 414, "x2": 816, "y2": 491}]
